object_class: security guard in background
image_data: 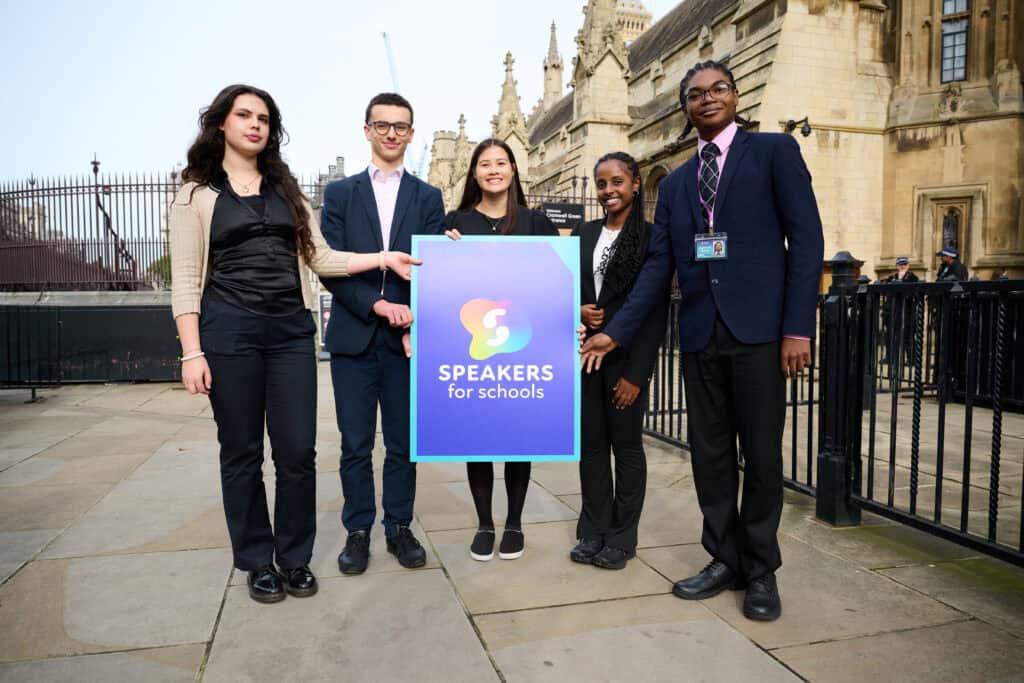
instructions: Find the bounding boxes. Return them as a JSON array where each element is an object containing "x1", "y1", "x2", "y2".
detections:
[
  {"x1": 885, "y1": 256, "x2": 919, "y2": 283},
  {"x1": 936, "y1": 247, "x2": 969, "y2": 281}
]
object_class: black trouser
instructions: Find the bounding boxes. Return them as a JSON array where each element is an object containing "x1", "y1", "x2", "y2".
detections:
[
  {"x1": 681, "y1": 317, "x2": 785, "y2": 581},
  {"x1": 201, "y1": 296, "x2": 318, "y2": 571},
  {"x1": 577, "y1": 353, "x2": 648, "y2": 552}
]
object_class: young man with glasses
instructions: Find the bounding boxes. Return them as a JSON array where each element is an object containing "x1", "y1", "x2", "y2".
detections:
[
  {"x1": 319, "y1": 92, "x2": 445, "y2": 574},
  {"x1": 581, "y1": 61, "x2": 824, "y2": 622}
]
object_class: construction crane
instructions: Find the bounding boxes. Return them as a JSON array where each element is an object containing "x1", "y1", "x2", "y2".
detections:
[{"x1": 380, "y1": 32, "x2": 429, "y2": 177}]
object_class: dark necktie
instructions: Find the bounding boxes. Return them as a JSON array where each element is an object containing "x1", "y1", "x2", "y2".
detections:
[{"x1": 699, "y1": 142, "x2": 720, "y2": 229}]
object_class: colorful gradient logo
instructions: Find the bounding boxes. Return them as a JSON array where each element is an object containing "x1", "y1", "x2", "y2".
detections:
[{"x1": 459, "y1": 298, "x2": 532, "y2": 360}]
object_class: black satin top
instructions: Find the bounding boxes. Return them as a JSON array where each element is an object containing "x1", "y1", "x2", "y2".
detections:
[{"x1": 205, "y1": 174, "x2": 304, "y2": 317}]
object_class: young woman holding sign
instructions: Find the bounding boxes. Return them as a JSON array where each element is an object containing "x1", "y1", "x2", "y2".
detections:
[
  {"x1": 170, "y1": 84, "x2": 419, "y2": 604},
  {"x1": 444, "y1": 138, "x2": 558, "y2": 561},
  {"x1": 570, "y1": 152, "x2": 668, "y2": 569}
]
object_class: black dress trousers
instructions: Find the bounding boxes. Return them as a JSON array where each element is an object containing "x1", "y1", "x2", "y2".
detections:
[
  {"x1": 201, "y1": 296, "x2": 319, "y2": 571},
  {"x1": 680, "y1": 317, "x2": 786, "y2": 581},
  {"x1": 577, "y1": 352, "x2": 648, "y2": 552}
]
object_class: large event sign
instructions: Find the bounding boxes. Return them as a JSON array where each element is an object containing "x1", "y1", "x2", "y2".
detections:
[{"x1": 410, "y1": 235, "x2": 581, "y2": 462}]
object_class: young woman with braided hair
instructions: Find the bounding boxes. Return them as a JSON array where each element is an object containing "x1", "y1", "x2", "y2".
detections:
[{"x1": 569, "y1": 152, "x2": 668, "y2": 570}]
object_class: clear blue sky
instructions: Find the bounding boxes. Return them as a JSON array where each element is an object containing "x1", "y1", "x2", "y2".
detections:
[{"x1": 0, "y1": 1, "x2": 677, "y2": 181}]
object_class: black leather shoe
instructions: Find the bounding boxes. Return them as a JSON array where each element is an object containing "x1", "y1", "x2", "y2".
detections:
[
  {"x1": 387, "y1": 526, "x2": 427, "y2": 568},
  {"x1": 281, "y1": 565, "x2": 318, "y2": 597},
  {"x1": 247, "y1": 566, "x2": 285, "y2": 603},
  {"x1": 570, "y1": 538, "x2": 603, "y2": 564},
  {"x1": 592, "y1": 546, "x2": 634, "y2": 570},
  {"x1": 338, "y1": 530, "x2": 371, "y2": 575},
  {"x1": 672, "y1": 559, "x2": 738, "y2": 600},
  {"x1": 743, "y1": 572, "x2": 782, "y2": 621}
]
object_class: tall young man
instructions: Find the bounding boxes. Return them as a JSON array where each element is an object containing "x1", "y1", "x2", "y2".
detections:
[
  {"x1": 581, "y1": 61, "x2": 825, "y2": 621},
  {"x1": 320, "y1": 93, "x2": 445, "y2": 574}
]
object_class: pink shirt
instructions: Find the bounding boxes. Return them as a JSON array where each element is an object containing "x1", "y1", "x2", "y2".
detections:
[
  {"x1": 368, "y1": 163, "x2": 404, "y2": 249},
  {"x1": 697, "y1": 122, "x2": 808, "y2": 342},
  {"x1": 696, "y1": 121, "x2": 738, "y2": 230}
]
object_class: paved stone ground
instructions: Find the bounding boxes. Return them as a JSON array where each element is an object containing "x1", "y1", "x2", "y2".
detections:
[{"x1": 1, "y1": 368, "x2": 1022, "y2": 682}]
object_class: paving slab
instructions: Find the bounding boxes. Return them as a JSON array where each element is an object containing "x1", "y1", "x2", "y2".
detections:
[
  {"x1": 473, "y1": 594, "x2": 710, "y2": 649},
  {"x1": 76, "y1": 383, "x2": 171, "y2": 412},
  {"x1": 40, "y1": 485, "x2": 225, "y2": 559},
  {"x1": 431, "y1": 521, "x2": 669, "y2": 614},
  {"x1": 227, "y1": 513, "x2": 439, "y2": 584},
  {"x1": 0, "y1": 451, "x2": 151, "y2": 487},
  {"x1": 490, "y1": 618, "x2": 800, "y2": 683},
  {"x1": 203, "y1": 571, "x2": 498, "y2": 683},
  {"x1": 415, "y1": 479, "x2": 577, "y2": 532},
  {"x1": 879, "y1": 557, "x2": 1024, "y2": 635},
  {"x1": 773, "y1": 619, "x2": 1024, "y2": 682},
  {"x1": 0, "y1": 529, "x2": 62, "y2": 584},
  {"x1": 63, "y1": 548, "x2": 231, "y2": 649},
  {"x1": 0, "y1": 484, "x2": 110, "y2": 532},
  {"x1": 638, "y1": 538, "x2": 964, "y2": 649},
  {"x1": 0, "y1": 644, "x2": 205, "y2": 683},
  {"x1": 133, "y1": 387, "x2": 209, "y2": 417},
  {"x1": 780, "y1": 513, "x2": 978, "y2": 569},
  {"x1": 0, "y1": 447, "x2": 45, "y2": 471},
  {"x1": 529, "y1": 460, "x2": 581, "y2": 496}
]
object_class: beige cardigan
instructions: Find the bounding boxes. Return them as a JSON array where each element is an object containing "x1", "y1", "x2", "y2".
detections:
[{"x1": 169, "y1": 182, "x2": 351, "y2": 319}]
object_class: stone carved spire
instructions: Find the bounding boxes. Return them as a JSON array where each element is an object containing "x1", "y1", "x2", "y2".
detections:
[
  {"x1": 542, "y1": 22, "x2": 564, "y2": 111},
  {"x1": 492, "y1": 52, "x2": 527, "y2": 139}
]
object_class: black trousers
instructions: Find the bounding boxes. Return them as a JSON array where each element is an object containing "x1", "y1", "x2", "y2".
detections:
[
  {"x1": 681, "y1": 317, "x2": 785, "y2": 581},
  {"x1": 577, "y1": 354, "x2": 648, "y2": 552},
  {"x1": 202, "y1": 297, "x2": 318, "y2": 571}
]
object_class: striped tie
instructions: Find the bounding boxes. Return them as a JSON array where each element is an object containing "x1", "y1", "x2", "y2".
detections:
[{"x1": 699, "y1": 142, "x2": 720, "y2": 229}]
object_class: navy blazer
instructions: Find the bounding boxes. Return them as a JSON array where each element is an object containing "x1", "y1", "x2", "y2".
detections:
[
  {"x1": 319, "y1": 169, "x2": 445, "y2": 355},
  {"x1": 604, "y1": 129, "x2": 824, "y2": 353}
]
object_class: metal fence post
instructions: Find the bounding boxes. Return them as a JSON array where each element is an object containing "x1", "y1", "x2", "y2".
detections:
[{"x1": 816, "y1": 252, "x2": 865, "y2": 526}]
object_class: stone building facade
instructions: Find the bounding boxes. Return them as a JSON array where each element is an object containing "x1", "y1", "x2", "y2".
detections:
[{"x1": 428, "y1": 0, "x2": 1023, "y2": 279}]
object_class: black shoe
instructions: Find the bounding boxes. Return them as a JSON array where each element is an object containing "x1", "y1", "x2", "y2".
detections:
[
  {"x1": 743, "y1": 572, "x2": 782, "y2": 621},
  {"x1": 281, "y1": 565, "x2": 318, "y2": 597},
  {"x1": 672, "y1": 559, "x2": 738, "y2": 600},
  {"x1": 470, "y1": 528, "x2": 496, "y2": 561},
  {"x1": 569, "y1": 538, "x2": 603, "y2": 564},
  {"x1": 387, "y1": 526, "x2": 427, "y2": 568},
  {"x1": 338, "y1": 530, "x2": 371, "y2": 575},
  {"x1": 498, "y1": 527, "x2": 525, "y2": 560},
  {"x1": 247, "y1": 566, "x2": 286, "y2": 603},
  {"x1": 592, "y1": 546, "x2": 634, "y2": 570}
]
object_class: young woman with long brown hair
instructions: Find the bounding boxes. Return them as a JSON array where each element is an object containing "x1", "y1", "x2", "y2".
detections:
[
  {"x1": 444, "y1": 138, "x2": 558, "y2": 561},
  {"x1": 170, "y1": 84, "x2": 418, "y2": 604}
]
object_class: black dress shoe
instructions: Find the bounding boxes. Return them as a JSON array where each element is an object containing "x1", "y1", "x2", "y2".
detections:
[
  {"x1": 387, "y1": 526, "x2": 427, "y2": 568},
  {"x1": 281, "y1": 565, "x2": 318, "y2": 597},
  {"x1": 743, "y1": 572, "x2": 782, "y2": 621},
  {"x1": 247, "y1": 566, "x2": 286, "y2": 603},
  {"x1": 470, "y1": 528, "x2": 496, "y2": 561},
  {"x1": 569, "y1": 538, "x2": 603, "y2": 564},
  {"x1": 592, "y1": 546, "x2": 634, "y2": 570},
  {"x1": 338, "y1": 530, "x2": 371, "y2": 575},
  {"x1": 672, "y1": 559, "x2": 738, "y2": 600}
]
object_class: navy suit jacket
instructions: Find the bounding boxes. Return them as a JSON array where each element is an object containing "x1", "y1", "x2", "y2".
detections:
[
  {"x1": 604, "y1": 129, "x2": 824, "y2": 353},
  {"x1": 319, "y1": 169, "x2": 445, "y2": 356}
]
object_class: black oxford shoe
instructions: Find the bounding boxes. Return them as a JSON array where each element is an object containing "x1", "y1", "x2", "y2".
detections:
[
  {"x1": 387, "y1": 526, "x2": 427, "y2": 568},
  {"x1": 247, "y1": 566, "x2": 286, "y2": 604},
  {"x1": 282, "y1": 565, "x2": 318, "y2": 597},
  {"x1": 569, "y1": 538, "x2": 604, "y2": 564},
  {"x1": 338, "y1": 530, "x2": 371, "y2": 575},
  {"x1": 592, "y1": 546, "x2": 634, "y2": 570},
  {"x1": 672, "y1": 559, "x2": 738, "y2": 600},
  {"x1": 743, "y1": 572, "x2": 782, "y2": 621}
]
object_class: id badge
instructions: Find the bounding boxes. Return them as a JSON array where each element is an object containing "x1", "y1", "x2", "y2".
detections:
[{"x1": 694, "y1": 233, "x2": 728, "y2": 261}]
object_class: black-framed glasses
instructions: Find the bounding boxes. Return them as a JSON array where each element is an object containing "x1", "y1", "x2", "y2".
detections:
[
  {"x1": 369, "y1": 120, "x2": 412, "y2": 136},
  {"x1": 684, "y1": 81, "x2": 735, "y2": 105}
]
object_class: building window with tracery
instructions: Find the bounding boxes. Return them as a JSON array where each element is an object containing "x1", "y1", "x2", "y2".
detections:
[{"x1": 941, "y1": 0, "x2": 969, "y2": 82}]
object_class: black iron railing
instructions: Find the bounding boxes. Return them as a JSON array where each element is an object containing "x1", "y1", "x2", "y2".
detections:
[{"x1": 644, "y1": 280, "x2": 1023, "y2": 566}]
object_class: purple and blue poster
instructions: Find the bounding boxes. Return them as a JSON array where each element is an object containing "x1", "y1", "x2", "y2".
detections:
[{"x1": 410, "y1": 235, "x2": 581, "y2": 462}]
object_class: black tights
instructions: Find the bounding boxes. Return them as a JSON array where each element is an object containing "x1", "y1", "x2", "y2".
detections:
[{"x1": 466, "y1": 462, "x2": 531, "y2": 529}]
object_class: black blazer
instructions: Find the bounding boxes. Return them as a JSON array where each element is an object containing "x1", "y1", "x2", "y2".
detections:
[
  {"x1": 319, "y1": 169, "x2": 445, "y2": 356},
  {"x1": 574, "y1": 219, "x2": 669, "y2": 386}
]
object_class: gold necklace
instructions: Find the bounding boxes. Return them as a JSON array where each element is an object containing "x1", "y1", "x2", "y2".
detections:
[{"x1": 230, "y1": 171, "x2": 261, "y2": 194}]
